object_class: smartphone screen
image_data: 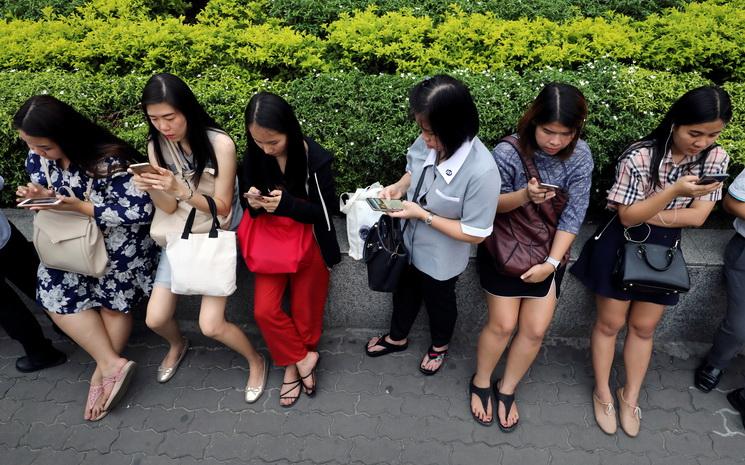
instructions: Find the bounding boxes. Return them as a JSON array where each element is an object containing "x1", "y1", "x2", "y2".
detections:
[
  {"x1": 366, "y1": 198, "x2": 403, "y2": 211},
  {"x1": 18, "y1": 197, "x2": 61, "y2": 207}
]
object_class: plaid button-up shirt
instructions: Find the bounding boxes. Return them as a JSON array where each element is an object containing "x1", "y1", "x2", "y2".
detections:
[{"x1": 607, "y1": 144, "x2": 729, "y2": 210}]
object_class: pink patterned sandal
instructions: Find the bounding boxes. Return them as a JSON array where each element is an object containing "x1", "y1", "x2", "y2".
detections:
[
  {"x1": 102, "y1": 360, "x2": 137, "y2": 412},
  {"x1": 86, "y1": 384, "x2": 108, "y2": 422}
]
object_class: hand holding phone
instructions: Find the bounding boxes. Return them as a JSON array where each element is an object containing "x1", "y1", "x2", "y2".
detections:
[
  {"x1": 367, "y1": 198, "x2": 404, "y2": 212},
  {"x1": 538, "y1": 182, "x2": 560, "y2": 191},
  {"x1": 129, "y1": 163, "x2": 159, "y2": 176},
  {"x1": 695, "y1": 173, "x2": 728, "y2": 185}
]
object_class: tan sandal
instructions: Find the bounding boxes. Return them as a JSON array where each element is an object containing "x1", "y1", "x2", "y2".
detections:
[
  {"x1": 592, "y1": 391, "x2": 617, "y2": 434},
  {"x1": 617, "y1": 387, "x2": 642, "y2": 437}
]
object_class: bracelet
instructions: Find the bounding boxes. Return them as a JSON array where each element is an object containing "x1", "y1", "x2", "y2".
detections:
[{"x1": 657, "y1": 208, "x2": 677, "y2": 227}]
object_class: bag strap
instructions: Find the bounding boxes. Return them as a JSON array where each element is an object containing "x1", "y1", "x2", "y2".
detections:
[
  {"x1": 402, "y1": 165, "x2": 430, "y2": 234},
  {"x1": 181, "y1": 195, "x2": 220, "y2": 239},
  {"x1": 499, "y1": 135, "x2": 543, "y2": 184},
  {"x1": 40, "y1": 157, "x2": 94, "y2": 200}
]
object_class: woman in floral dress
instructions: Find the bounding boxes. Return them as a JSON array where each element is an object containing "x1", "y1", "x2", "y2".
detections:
[{"x1": 13, "y1": 95, "x2": 157, "y2": 421}]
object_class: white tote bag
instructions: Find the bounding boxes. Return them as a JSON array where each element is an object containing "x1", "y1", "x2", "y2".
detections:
[
  {"x1": 166, "y1": 196, "x2": 237, "y2": 296},
  {"x1": 340, "y1": 182, "x2": 384, "y2": 260}
]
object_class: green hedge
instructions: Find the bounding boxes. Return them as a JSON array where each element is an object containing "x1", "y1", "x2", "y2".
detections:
[
  {"x1": 2, "y1": 62, "x2": 741, "y2": 208},
  {"x1": 0, "y1": 0, "x2": 742, "y2": 81},
  {"x1": 0, "y1": 0, "x2": 191, "y2": 20},
  {"x1": 265, "y1": 0, "x2": 691, "y2": 35}
]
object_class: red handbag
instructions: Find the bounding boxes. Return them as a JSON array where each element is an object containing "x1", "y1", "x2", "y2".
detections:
[{"x1": 237, "y1": 212, "x2": 313, "y2": 274}]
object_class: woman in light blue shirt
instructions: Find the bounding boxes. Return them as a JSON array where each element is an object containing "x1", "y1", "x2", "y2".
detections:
[{"x1": 365, "y1": 75, "x2": 501, "y2": 376}]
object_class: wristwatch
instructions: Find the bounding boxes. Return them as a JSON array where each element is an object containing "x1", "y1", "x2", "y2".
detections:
[
  {"x1": 424, "y1": 212, "x2": 434, "y2": 225},
  {"x1": 544, "y1": 256, "x2": 560, "y2": 270}
]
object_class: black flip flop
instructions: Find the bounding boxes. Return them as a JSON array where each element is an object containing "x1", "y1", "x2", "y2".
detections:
[
  {"x1": 419, "y1": 346, "x2": 448, "y2": 376},
  {"x1": 469, "y1": 375, "x2": 494, "y2": 427},
  {"x1": 365, "y1": 334, "x2": 408, "y2": 357},
  {"x1": 494, "y1": 379, "x2": 519, "y2": 433}
]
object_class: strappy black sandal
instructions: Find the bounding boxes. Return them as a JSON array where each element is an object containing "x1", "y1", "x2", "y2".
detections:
[
  {"x1": 299, "y1": 356, "x2": 320, "y2": 397},
  {"x1": 419, "y1": 345, "x2": 448, "y2": 376},
  {"x1": 469, "y1": 375, "x2": 494, "y2": 427},
  {"x1": 494, "y1": 379, "x2": 519, "y2": 433},
  {"x1": 280, "y1": 379, "x2": 302, "y2": 408},
  {"x1": 364, "y1": 334, "x2": 409, "y2": 357}
]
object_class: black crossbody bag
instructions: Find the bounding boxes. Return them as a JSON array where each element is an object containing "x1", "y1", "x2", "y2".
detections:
[{"x1": 363, "y1": 167, "x2": 429, "y2": 292}]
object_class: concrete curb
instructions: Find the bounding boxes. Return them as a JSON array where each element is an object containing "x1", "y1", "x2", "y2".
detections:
[{"x1": 5, "y1": 209, "x2": 732, "y2": 342}]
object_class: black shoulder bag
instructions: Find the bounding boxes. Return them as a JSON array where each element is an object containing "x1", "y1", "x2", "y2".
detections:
[{"x1": 363, "y1": 166, "x2": 429, "y2": 292}]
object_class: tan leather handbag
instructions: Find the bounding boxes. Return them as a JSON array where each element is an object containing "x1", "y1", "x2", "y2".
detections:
[
  {"x1": 32, "y1": 160, "x2": 109, "y2": 277},
  {"x1": 149, "y1": 134, "x2": 233, "y2": 247}
]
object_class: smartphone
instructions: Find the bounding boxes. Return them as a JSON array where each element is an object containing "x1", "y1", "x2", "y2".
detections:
[
  {"x1": 18, "y1": 197, "x2": 61, "y2": 207},
  {"x1": 366, "y1": 198, "x2": 404, "y2": 212},
  {"x1": 539, "y1": 182, "x2": 560, "y2": 190},
  {"x1": 129, "y1": 163, "x2": 159, "y2": 175},
  {"x1": 243, "y1": 192, "x2": 265, "y2": 200},
  {"x1": 696, "y1": 173, "x2": 729, "y2": 185}
]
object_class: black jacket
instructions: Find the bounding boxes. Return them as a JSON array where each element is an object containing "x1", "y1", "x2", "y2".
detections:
[{"x1": 241, "y1": 137, "x2": 341, "y2": 267}]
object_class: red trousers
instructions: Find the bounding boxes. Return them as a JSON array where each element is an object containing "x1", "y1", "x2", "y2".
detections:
[{"x1": 253, "y1": 241, "x2": 330, "y2": 366}]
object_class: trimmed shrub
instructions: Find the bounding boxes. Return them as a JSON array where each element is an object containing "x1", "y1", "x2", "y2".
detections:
[
  {"x1": 0, "y1": 0, "x2": 192, "y2": 20},
  {"x1": 0, "y1": 64, "x2": 741, "y2": 208},
  {"x1": 266, "y1": 0, "x2": 690, "y2": 35},
  {"x1": 0, "y1": 1, "x2": 742, "y2": 81}
]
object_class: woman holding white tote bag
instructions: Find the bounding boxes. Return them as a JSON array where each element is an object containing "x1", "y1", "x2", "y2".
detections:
[{"x1": 131, "y1": 73, "x2": 267, "y2": 403}]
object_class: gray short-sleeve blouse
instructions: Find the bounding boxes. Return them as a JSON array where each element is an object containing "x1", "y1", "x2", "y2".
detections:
[{"x1": 404, "y1": 135, "x2": 500, "y2": 281}]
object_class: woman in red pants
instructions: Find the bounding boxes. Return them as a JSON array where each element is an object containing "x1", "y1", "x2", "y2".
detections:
[{"x1": 239, "y1": 92, "x2": 341, "y2": 407}]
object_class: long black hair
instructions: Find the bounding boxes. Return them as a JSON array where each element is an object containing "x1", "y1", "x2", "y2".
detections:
[
  {"x1": 627, "y1": 86, "x2": 732, "y2": 187},
  {"x1": 141, "y1": 73, "x2": 222, "y2": 184},
  {"x1": 13, "y1": 95, "x2": 141, "y2": 177},
  {"x1": 516, "y1": 82, "x2": 587, "y2": 160},
  {"x1": 243, "y1": 91, "x2": 308, "y2": 198},
  {"x1": 408, "y1": 75, "x2": 479, "y2": 159}
]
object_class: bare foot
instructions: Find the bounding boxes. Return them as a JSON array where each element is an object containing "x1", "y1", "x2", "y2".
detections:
[
  {"x1": 366, "y1": 335, "x2": 407, "y2": 354},
  {"x1": 296, "y1": 351, "x2": 319, "y2": 395},
  {"x1": 90, "y1": 358, "x2": 127, "y2": 420},
  {"x1": 496, "y1": 381, "x2": 519, "y2": 428},
  {"x1": 280, "y1": 365, "x2": 301, "y2": 407},
  {"x1": 420, "y1": 345, "x2": 448, "y2": 373},
  {"x1": 84, "y1": 368, "x2": 103, "y2": 420},
  {"x1": 471, "y1": 377, "x2": 493, "y2": 424}
]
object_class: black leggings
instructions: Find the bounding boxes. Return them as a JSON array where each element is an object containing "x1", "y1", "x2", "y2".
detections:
[
  {"x1": 389, "y1": 264, "x2": 459, "y2": 347},
  {"x1": 0, "y1": 222, "x2": 55, "y2": 359}
]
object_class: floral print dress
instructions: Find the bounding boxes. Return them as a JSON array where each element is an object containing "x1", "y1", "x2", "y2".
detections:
[{"x1": 26, "y1": 152, "x2": 158, "y2": 314}]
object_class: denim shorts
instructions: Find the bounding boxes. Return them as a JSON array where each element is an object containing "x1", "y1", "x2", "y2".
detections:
[{"x1": 153, "y1": 249, "x2": 171, "y2": 288}]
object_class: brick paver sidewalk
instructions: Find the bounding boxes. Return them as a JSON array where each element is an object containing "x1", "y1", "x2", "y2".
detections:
[{"x1": 1, "y1": 323, "x2": 744, "y2": 465}]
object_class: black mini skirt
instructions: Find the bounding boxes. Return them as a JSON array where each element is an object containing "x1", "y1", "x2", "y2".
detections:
[
  {"x1": 569, "y1": 215, "x2": 682, "y2": 306},
  {"x1": 476, "y1": 244, "x2": 566, "y2": 299}
]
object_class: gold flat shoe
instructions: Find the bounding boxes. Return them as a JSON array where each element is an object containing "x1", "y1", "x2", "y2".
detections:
[
  {"x1": 245, "y1": 354, "x2": 269, "y2": 404},
  {"x1": 157, "y1": 337, "x2": 189, "y2": 383}
]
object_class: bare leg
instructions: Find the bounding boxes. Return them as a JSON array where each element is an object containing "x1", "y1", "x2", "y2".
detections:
[
  {"x1": 499, "y1": 292, "x2": 558, "y2": 427},
  {"x1": 592, "y1": 296, "x2": 631, "y2": 403},
  {"x1": 86, "y1": 308, "x2": 133, "y2": 417},
  {"x1": 471, "y1": 294, "x2": 520, "y2": 423},
  {"x1": 622, "y1": 301, "x2": 665, "y2": 406},
  {"x1": 198, "y1": 295, "x2": 263, "y2": 387},
  {"x1": 145, "y1": 285, "x2": 186, "y2": 369},
  {"x1": 49, "y1": 310, "x2": 128, "y2": 419}
]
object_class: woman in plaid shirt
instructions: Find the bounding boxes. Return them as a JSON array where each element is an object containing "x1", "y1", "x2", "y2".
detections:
[{"x1": 570, "y1": 86, "x2": 732, "y2": 438}]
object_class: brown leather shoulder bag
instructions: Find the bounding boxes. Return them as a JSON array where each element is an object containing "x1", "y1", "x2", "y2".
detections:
[{"x1": 483, "y1": 136, "x2": 568, "y2": 277}]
